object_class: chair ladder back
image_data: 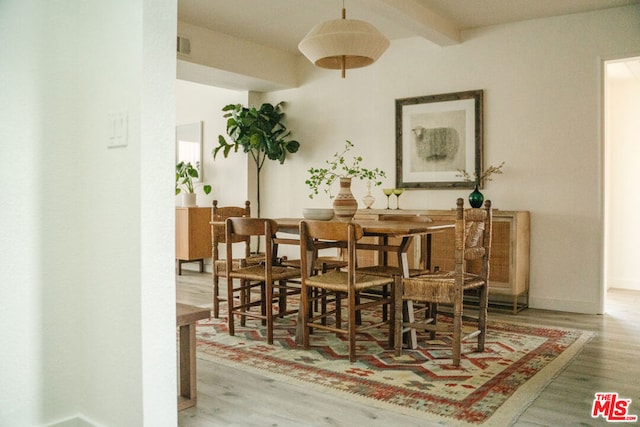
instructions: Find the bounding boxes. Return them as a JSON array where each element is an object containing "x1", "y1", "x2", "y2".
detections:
[
  {"x1": 480, "y1": 200, "x2": 492, "y2": 281},
  {"x1": 212, "y1": 200, "x2": 251, "y2": 245},
  {"x1": 226, "y1": 218, "x2": 278, "y2": 282},
  {"x1": 456, "y1": 198, "x2": 493, "y2": 280},
  {"x1": 300, "y1": 221, "x2": 361, "y2": 286}
]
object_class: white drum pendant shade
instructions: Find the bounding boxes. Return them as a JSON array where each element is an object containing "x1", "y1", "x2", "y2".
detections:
[{"x1": 298, "y1": 8, "x2": 389, "y2": 77}]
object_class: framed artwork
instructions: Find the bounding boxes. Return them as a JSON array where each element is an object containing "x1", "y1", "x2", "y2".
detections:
[{"x1": 395, "y1": 90, "x2": 483, "y2": 189}]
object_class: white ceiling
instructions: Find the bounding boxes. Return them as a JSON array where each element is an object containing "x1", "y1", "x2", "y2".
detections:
[{"x1": 178, "y1": 0, "x2": 639, "y2": 52}]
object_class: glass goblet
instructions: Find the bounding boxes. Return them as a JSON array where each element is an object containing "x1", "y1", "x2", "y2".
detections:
[
  {"x1": 393, "y1": 188, "x2": 404, "y2": 209},
  {"x1": 382, "y1": 188, "x2": 394, "y2": 209}
]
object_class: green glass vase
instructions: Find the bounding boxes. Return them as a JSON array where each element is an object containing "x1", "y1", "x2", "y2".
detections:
[{"x1": 469, "y1": 184, "x2": 484, "y2": 208}]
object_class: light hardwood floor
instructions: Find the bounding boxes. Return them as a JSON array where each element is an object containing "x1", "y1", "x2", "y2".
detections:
[{"x1": 176, "y1": 270, "x2": 640, "y2": 426}]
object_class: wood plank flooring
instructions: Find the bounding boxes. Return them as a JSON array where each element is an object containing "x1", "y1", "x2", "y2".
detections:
[{"x1": 176, "y1": 270, "x2": 640, "y2": 426}]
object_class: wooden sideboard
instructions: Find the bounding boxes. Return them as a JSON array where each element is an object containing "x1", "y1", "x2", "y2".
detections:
[
  {"x1": 175, "y1": 207, "x2": 212, "y2": 275},
  {"x1": 355, "y1": 208, "x2": 530, "y2": 313}
]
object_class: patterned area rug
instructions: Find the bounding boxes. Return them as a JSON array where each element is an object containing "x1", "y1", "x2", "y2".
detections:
[{"x1": 195, "y1": 307, "x2": 591, "y2": 426}]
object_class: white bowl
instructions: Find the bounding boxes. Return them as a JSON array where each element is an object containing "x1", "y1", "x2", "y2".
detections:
[{"x1": 302, "y1": 208, "x2": 334, "y2": 221}]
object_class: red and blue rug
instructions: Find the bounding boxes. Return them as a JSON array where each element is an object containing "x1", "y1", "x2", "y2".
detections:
[{"x1": 195, "y1": 310, "x2": 591, "y2": 425}]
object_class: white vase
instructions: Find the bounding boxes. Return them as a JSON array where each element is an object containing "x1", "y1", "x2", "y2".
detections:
[{"x1": 182, "y1": 192, "x2": 197, "y2": 207}]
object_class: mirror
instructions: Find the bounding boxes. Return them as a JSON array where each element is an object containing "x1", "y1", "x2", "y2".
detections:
[{"x1": 176, "y1": 121, "x2": 203, "y2": 182}]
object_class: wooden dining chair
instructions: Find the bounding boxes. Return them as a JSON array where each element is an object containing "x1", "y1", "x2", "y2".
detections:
[
  {"x1": 280, "y1": 251, "x2": 347, "y2": 317},
  {"x1": 225, "y1": 217, "x2": 301, "y2": 344},
  {"x1": 299, "y1": 220, "x2": 395, "y2": 362},
  {"x1": 394, "y1": 198, "x2": 492, "y2": 366},
  {"x1": 211, "y1": 200, "x2": 264, "y2": 319}
]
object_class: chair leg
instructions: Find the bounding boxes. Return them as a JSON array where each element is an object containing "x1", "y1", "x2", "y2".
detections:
[
  {"x1": 394, "y1": 276, "x2": 403, "y2": 356},
  {"x1": 227, "y1": 276, "x2": 235, "y2": 337},
  {"x1": 477, "y1": 284, "x2": 488, "y2": 351},
  {"x1": 348, "y1": 289, "x2": 357, "y2": 363},
  {"x1": 381, "y1": 284, "x2": 388, "y2": 321},
  {"x1": 335, "y1": 293, "x2": 342, "y2": 331},
  {"x1": 320, "y1": 289, "x2": 327, "y2": 326},
  {"x1": 212, "y1": 275, "x2": 220, "y2": 318},
  {"x1": 452, "y1": 307, "x2": 462, "y2": 367},
  {"x1": 429, "y1": 302, "x2": 437, "y2": 340},
  {"x1": 301, "y1": 284, "x2": 310, "y2": 350},
  {"x1": 260, "y1": 282, "x2": 267, "y2": 326},
  {"x1": 266, "y1": 281, "x2": 274, "y2": 344},
  {"x1": 240, "y1": 279, "x2": 248, "y2": 327},
  {"x1": 277, "y1": 280, "x2": 287, "y2": 315},
  {"x1": 388, "y1": 280, "x2": 395, "y2": 350}
]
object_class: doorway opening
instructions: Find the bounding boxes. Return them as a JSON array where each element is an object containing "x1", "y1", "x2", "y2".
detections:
[{"x1": 603, "y1": 56, "x2": 640, "y2": 313}]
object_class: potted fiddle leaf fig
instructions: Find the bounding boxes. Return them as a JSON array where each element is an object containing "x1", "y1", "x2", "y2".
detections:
[
  {"x1": 213, "y1": 101, "x2": 300, "y2": 217},
  {"x1": 176, "y1": 161, "x2": 212, "y2": 206}
]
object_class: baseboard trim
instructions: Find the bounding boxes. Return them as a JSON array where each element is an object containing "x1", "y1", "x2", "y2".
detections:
[
  {"x1": 608, "y1": 279, "x2": 640, "y2": 290},
  {"x1": 48, "y1": 415, "x2": 101, "y2": 427},
  {"x1": 529, "y1": 296, "x2": 601, "y2": 314}
]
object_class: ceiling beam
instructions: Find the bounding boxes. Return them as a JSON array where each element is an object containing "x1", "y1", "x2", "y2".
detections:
[
  {"x1": 177, "y1": 21, "x2": 298, "y2": 91},
  {"x1": 364, "y1": 0, "x2": 461, "y2": 46}
]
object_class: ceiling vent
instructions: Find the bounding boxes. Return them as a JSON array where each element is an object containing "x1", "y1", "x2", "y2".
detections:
[{"x1": 177, "y1": 36, "x2": 191, "y2": 56}]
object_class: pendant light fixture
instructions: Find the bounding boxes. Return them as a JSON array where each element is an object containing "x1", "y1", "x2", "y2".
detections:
[{"x1": 298, "y1": 2, "x2": 390, "y2": 78}]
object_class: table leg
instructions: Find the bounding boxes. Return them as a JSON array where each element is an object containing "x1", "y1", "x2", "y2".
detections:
[
  {"x1": 178, "y1": 323, "x2": 197, "y2": 410},
  {"x1": 397, "y1": 236, "x2": 418, "y2": 349}
]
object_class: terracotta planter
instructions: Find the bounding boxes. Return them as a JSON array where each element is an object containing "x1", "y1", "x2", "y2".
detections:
[{"x1": 333, "y1": 177, "x2": 358, "y2": 221}]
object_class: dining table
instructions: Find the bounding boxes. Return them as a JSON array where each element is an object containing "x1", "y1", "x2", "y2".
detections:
[
  {"x1": 272, "y1": 217, "x2": 455, "y2": 347},
  {"x1": 274, "y1": 218, "x2": 453, "y2": 272}
]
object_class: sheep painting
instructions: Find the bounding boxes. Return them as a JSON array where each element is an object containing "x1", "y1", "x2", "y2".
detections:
[{"x1": 412, "y1": 126, "x2": 459, "y2": 162}]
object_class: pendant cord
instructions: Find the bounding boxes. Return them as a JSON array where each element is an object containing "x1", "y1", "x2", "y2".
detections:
[{"x1": 342, "y1": 6, "x2": 346, "y2": 78}]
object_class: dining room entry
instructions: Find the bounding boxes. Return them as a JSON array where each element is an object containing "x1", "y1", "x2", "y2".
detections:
[{"x1": 603, "y1": 55, "x2": 640, "y2": 311}]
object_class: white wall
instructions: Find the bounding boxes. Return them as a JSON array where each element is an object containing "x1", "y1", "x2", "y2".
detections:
[
  {"x1": 175, "y1": 79, "x2": 249, "y2": 207},
  {"x1": 0, "y1": 0, "x2": 176, "y2": 426},
  {"x1": 256, "y1": 6, "x2": 640, "y2": 313},
  {"x1": 606, "y1": 67, "x2": 640, "y2": 291}
]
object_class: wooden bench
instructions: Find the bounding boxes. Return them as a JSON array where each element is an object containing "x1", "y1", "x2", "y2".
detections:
[{"x1": 176, "y1": 303, "x2": 210, "y2": 410}]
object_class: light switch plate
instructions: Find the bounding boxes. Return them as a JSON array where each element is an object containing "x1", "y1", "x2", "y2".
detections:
[{"x1": 107, "y1": 111, "x2": 128, "y2": 148}]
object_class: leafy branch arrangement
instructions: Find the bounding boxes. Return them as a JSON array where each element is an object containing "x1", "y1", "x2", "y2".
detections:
[
  {"x1": 306, "y1": 140, "x2": 386, "y2": 199},
  {"x1": 457, "y1": 161, "x2": 505, "y2": 187},
  {"x1": 175, "y1": 161, "x2": 212, "y2": 195}
]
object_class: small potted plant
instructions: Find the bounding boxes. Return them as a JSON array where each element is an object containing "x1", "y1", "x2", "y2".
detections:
[
  {"x1": 175, "y1": 161, "x2": 212, "y2": 206},
  {"x1": 306, "y1": 140, "x2": 386, "y2": 221}
]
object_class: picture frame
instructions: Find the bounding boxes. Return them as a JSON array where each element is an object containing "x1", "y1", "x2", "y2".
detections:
[{"x1": 395, "y1": 90, "x2": 483, "y2": 189}]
